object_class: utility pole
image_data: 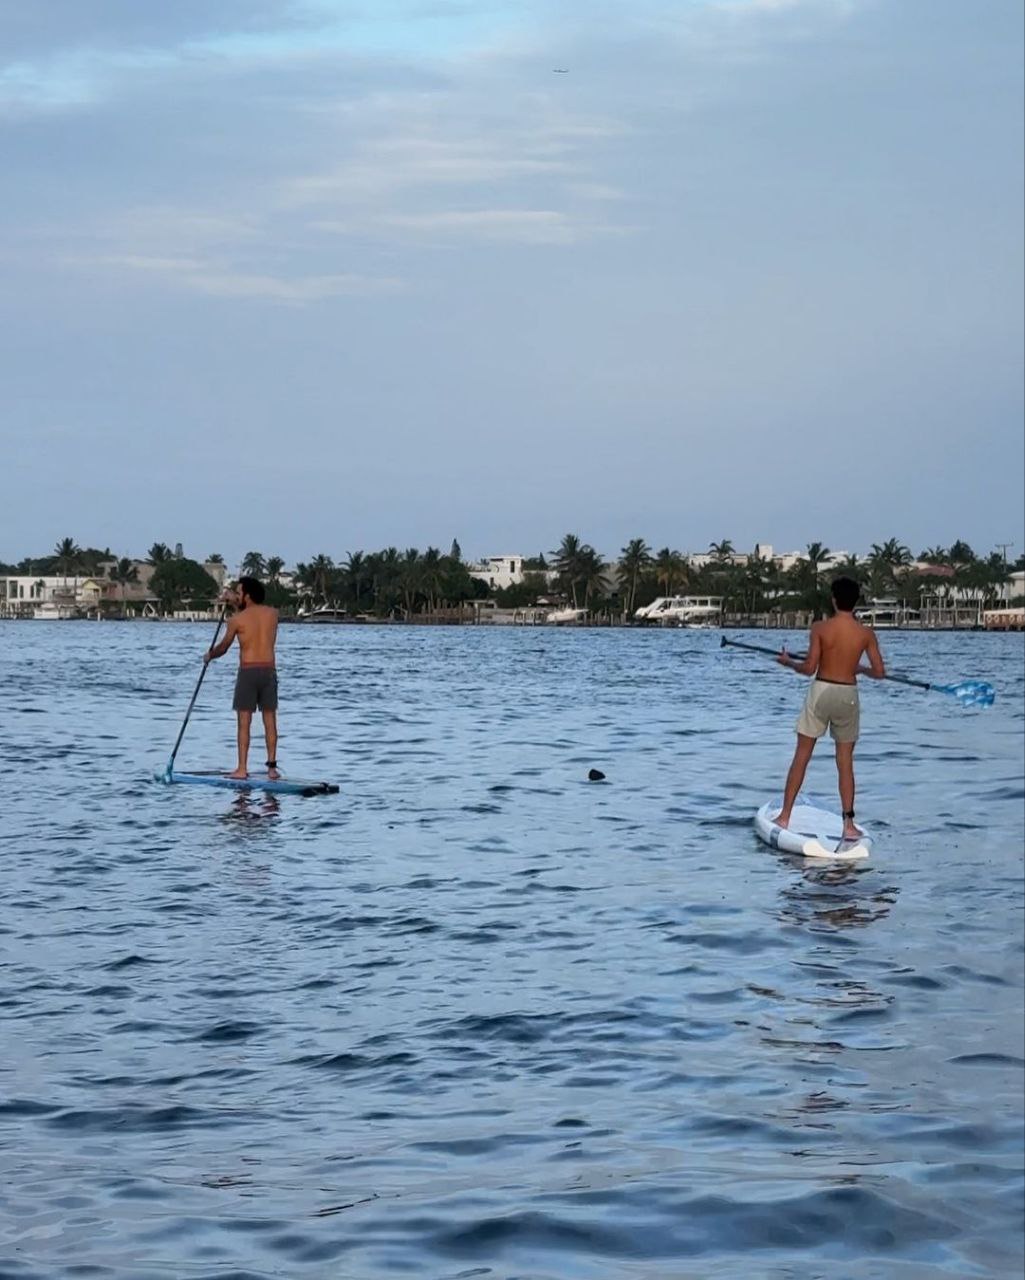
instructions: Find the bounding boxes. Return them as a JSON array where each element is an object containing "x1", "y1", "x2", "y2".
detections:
[{"x1": 995, "y1": 542, "x2": 1013, "y2": 564}]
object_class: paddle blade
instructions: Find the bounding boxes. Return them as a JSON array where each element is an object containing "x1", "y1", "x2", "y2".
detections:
[{"x1": 937, "y1": 680, "x2": 995, "y2": 706}]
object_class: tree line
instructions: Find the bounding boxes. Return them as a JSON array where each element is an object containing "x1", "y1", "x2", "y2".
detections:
[{"x1": 2, "y1": 535, "x2": 1021, "y2": 618}]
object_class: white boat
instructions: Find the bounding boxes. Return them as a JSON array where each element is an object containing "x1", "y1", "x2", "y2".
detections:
[
  {"x1": 635, "y1": 595, "x2": 723, "y2": 626},
  {"x1": 296, "y1": 606, "x2": 360, "y2": 624},
  {"x1": 546, "y1": 606, "x2": 589, "y2": 625},
  {"x1": 858, "y1": 599, "x2": 919, "y2": 629}
]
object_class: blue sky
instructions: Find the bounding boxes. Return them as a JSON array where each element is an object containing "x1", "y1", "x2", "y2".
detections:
[{"x1": 2, "y1": 0, "x2": 1022, "y2": 566}]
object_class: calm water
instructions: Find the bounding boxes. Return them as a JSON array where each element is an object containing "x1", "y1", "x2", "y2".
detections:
[{"x1": 1, "y1": 622, "x2": 1022, "y2": 1279}]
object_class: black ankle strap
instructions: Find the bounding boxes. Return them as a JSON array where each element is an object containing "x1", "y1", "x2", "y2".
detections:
[
  {"x1": 266, "y1": 760, "x2": 277, "y2": 768},
  {"x1": 842, "y1": 809, "x2": 855, "y2": 819}
]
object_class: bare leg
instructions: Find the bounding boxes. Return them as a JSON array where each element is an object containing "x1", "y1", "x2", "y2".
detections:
[
  {"x1": 262, "y1": 710, "x2": 279, "y2": 778},
  {"x1": 227, "y1": 711, "x2": 252, "y2": 778},
  {"x1": 774, "y1": 734, "x2": 817, "y2": 827},
  {"x1": 834, "y1": 740, "x2": 863, "y2": 838}
]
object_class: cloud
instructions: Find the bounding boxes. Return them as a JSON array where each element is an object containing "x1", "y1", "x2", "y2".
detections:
[
  {"x1": 381, "y1": 209, "x2": 578, "y2": 243},
  {"x1": 61, "y1": 250, "x2": 402, "y2": 304}
]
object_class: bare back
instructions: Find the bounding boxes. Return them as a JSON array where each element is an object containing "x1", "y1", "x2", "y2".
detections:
[
  {"x1": 807, "y1": 612, "x2": 883, "y2": 684},
  {"x1": 229, "y1": 603, "x2": 278, "y2": 667}
]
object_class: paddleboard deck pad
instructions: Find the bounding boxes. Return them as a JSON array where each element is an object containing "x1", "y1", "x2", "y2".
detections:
[
  {"x1": 158, "y1": 770, "x2": 339, "y2": 797},
  {"x1": 755, "y1": 800, "x2": 872, "y2": 860}
]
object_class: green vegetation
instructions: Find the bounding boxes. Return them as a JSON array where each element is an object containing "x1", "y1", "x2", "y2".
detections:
[
  {"x1": 149, "y1": 558, "x2": 219, "y2": 613},
  {"x1": 2, "y1": 534, "x2": 1020, "y2": 620}
]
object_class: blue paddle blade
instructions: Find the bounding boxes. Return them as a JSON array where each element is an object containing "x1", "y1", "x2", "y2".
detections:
[{"x1": 937, "y1": 680, "x2": 995, "y2": 706}]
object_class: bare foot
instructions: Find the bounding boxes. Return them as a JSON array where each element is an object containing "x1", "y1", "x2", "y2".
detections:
[
  {"x1": 267, "y1": 766, "x2": 281, "y2": 780},
  {"x1": 226, "y1": 768, "x2": 249, "y2": 780},
  {"x1": 772, "y1": 812, "x2": 790, "y2": 829},
  {"x1": 843, "y1": 821, "x2": 864, "y2": 841}
]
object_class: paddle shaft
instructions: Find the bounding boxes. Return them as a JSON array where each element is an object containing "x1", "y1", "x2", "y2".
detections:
[
  {"x1": 719, "y1": 634, "x2": 932, "y2": 691},
  {"x1": 165, "y1": 607, "x2": 227, "y2": 775}
]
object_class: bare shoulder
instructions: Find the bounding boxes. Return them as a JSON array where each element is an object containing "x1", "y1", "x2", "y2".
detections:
[{"x1": 856, "y1": 618, "x2": 877, "y2": 644}]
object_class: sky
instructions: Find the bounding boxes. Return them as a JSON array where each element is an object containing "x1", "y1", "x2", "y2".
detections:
[{"x1": 2, "y1": 0, "x2": 1022, "y2": 568}]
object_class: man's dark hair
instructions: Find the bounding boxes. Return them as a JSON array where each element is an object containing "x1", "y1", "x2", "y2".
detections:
[
  {"x1": 238, "y1": 576, "x2": 266, "y2": 604},
  {"x1": 831, "y1": 576, "x2": 860, "y2": 612}
]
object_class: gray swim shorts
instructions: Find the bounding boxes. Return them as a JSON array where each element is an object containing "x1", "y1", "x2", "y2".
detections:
[
  {"x1": 796, "y1": 679, "x2": 859, "y2": 743},
  {"x1": 233, "y1": 665, "x2": 278, "y2": 712}
]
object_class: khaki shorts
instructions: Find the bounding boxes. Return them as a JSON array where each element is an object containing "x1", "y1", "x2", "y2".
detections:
[{"x1": 796, "y1": 679, "x2": 860, "y2": 743}]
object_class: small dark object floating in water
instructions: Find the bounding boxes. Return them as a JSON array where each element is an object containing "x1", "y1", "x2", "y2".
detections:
[{"x1": 588, "y1": 768, "x2": 606, "y2": 782}]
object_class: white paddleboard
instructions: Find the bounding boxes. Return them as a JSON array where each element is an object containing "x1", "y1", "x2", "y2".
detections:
[{"x1": 755, "y1": 800, "x2": 872, "y2": 861}]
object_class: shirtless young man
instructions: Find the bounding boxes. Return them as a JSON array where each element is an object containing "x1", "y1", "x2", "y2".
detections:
[
  {"x1": 204, "y1": 577, "x2": 280, "y2": 780},
  {"x1": 774, "y1": 577, "x2": 885, "y2": 840}
]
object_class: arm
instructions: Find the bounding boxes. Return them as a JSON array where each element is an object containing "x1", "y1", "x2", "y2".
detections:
[
  {"x1": 858, "y1": 630, "x2": 886, "y2": 679},
  {"x1": 778, "y1": 624, "x2": 820, "y2": 678},
  {"x1": 205, "y1": 616, "x2": 238, "y2": 663}
]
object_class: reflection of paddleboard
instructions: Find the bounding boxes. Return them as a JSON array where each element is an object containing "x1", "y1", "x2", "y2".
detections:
[
  {"x1": 158, "y1": 770, "x2": 339, "y2": 798},
  {"x1": 755, "y1": 800, "x2": 871, "y2": 861}
]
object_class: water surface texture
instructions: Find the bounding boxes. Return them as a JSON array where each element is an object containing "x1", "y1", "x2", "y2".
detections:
[{"x1": 2, "y1": 623, "x2": 1023, "y2": 1279}]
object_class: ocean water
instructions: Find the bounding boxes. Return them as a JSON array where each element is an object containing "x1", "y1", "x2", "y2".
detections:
[{"x1": 1, "y1": 621, "x2": 1022, "y2": 1280}]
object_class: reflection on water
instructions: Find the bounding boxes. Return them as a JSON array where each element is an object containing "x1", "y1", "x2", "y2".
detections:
[
  {"x1": 0, "y1": 622, "x2": 1022, "y2": 1278},
  {"x1": 223, "y1": 790, "x2": 282, "y2": 825},
  {"x1": 777, "y1": 866, "x2": 899, "y2": 931}
]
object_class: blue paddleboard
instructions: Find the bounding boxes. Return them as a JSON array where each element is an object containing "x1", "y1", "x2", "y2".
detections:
[{"x1": 158, "y1": 770, "x2": 339, "y2": 798}]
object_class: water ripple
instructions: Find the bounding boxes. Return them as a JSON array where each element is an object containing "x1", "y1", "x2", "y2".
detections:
[{"x1": 0, "y1": 622, "x2": 1022, "y2": 1278}]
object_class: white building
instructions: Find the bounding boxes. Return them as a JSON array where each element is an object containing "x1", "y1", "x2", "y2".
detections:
[
  {"x1": 1, "y1": 556, "x2": 227, "y2": 618},
  {"x1": 0, "y1": 575, "x2": 104, "y2": 619},
  {"x1": 466, "y1": 555, "x2": 528, "y2": 591}
]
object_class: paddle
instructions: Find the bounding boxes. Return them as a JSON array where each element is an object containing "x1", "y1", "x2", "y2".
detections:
[
  {"x1": 720, "y1": 635, "x2": 995, "y2": 706},
  {"x1": 161, "y1": 606, "x2": 228, "y2": 781}
]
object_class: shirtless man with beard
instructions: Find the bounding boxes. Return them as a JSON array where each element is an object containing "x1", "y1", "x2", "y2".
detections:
[{"x1": 204, "y1": 577, "x2": 280, "y2": 780}]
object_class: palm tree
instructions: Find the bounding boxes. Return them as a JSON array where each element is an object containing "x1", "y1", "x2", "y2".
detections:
[
  {"x1": 980, "y1": 552, "x2": 1012, "y2": 605},
  {"x1": 792, "y1": 542, "x2": 831, "y2": 616},
  {"x1": 374, "y1": 548, "x2": 401, "y2": 613},
  {"x1": 400, "y1": 548, "x2": 423, "y2": 615},
  {"x1": 805, "y1": 542, "x2": 830, "y2": 576},
  {"x1": 654, "y1": 547, "x2": 687, "y2": 596},
  {"x1": 241, "y1": 551, "x2": 266, "y2": 578},
  {"x1": 552, "y1": 534, "x2": 587, "y2": 607},
  {"x1": 579, "y1": 546, "x2": 608, "y2": 608},
  {"x1": 306, "y1": 554, "x2": 333, "y2": 603},
  {"x1": 108, "y1": 557, "x2": 139, "y2": 617},
  {"x1": 342, "y1": 551, "x2": 365, "y2": 608},
  {"x1": 919, "y1": 545, "x2": 948, "y2": 566},
  {"x1": 708, "y1": 539, "x2": 735, "y2": 564},
  {"x1": 867, "y1": 539, "x2": 912, "y2": 600},
  {"x1": 207, "y1": 552, "x2": 225, "y2": 565},
  {"x1": 617, "y1": 538, "x2": 653, "y2": 618},
  {"x1": 877, "y1": 538, "x2": 912, "y2": 568},
  {"x1": 148, "y1": 543, "x2": 172, "y2": 565},
  {"x1": 421, "y1": 547, "x2": 444, "y2": 613},
  {"x1": 54, "y1": 537, "x2": 81, "y2": 587},
  {"x1": 266, "y1": 556, "x2": 284, "y2": 583},
  {"x1": 948, "y1": 540, "x2": 976, "y2": 565}
]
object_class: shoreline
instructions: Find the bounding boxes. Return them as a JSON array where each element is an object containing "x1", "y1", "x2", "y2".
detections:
[{"x1": 1, "y1": 614, "x2": 1021, "y2": 632}]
